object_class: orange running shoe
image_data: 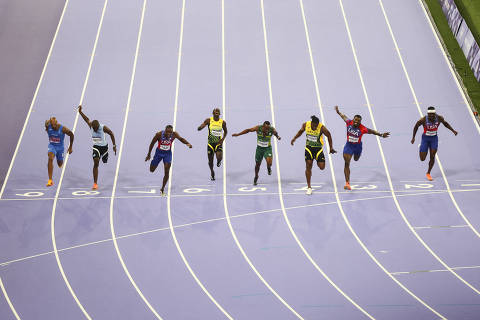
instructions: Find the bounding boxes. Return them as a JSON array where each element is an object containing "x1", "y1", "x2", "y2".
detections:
[
  {"x1": 46, "y1": 179, "x2": 53, "y2": 187},
  {"x1": 92, "y1": 183, "x2": 98, "y2": 190},
  {"x1": 344, "y1": 182, "x2": 352, "y2": 190},
  {"x1": 426, "y1": 173, "x2": 433, "y2": 181}
]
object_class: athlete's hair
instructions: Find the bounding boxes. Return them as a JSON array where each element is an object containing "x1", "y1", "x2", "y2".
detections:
[
  {"x1": 212, "y1": 108, "x2": 221, "y2": 114},
  {"x1": 91, "y1": 120, "x2": 100, "y2": 128},
  {"x1": 354, "y1": 114, "x2": 362, "y2": 120},
  {"x1": 310, "y1": 115, "x2": 319, "y2": 124},
  {"x1": 263, "y1": 121, "x2": 271, "y2": 126},
  {"x1": 165, "y1": 124, "x2": 173, "y2": 130},
  {"x1": 427, "y1": 106, "x2": 436, "y2": 114}
]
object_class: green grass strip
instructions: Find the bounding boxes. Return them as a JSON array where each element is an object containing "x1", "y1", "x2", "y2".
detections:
[
  {"x1": 423, "y1": 0, "x2": 480, "y2": 113},
  {"x1": 455, "y1": 0, "x2": 480, "y2": 45}
]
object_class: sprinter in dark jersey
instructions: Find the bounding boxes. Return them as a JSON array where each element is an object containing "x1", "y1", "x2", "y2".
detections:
[
  {"x1": 335, "y1": 106, "x2": 389, "y2": 190},
  {"x1": 146, "y1": 125, "x2": 192, "y2": 195},
  {"x1": 45, "y1": 117, "x2": 74, "y2": 187},
  {"x1": 411, "y1": 106, "x2": 458, "y2": 181},
  {"x1": 232, "y1": 121, "x2": 281, "y2": 185}
]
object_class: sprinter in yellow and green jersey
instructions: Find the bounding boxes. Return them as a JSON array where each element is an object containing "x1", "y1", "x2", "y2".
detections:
[
  {"x1": 198, "y1": 108, "x2": 228, "y2": 181},
  {"x1": 232, "y1": 121, "x2": 281, "y2": 185},
  {"x1": 291, "y1": 115, "x2": 336, "y2": 195}
]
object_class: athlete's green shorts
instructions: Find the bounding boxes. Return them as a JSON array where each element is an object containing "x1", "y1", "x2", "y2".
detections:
[{"x1": 255, "y1": 146, "x2": 272, "y2": 162}]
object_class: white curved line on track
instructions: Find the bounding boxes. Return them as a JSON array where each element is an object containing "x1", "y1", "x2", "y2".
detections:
[
  {"x1": 378, "y1": 0, "x2": 480, "y2": 240},
  {"x1": 221, "y1": 0, "x2": 304, "y2": 318},
  {"x1": 50, "y1": 0, "x2": 110, "y2": 318},
  {"x1": 301, "y1": 0, "x2": 445, "y2": 317},
  {"x1": 166, "y1": 0, "x2": 233, "y2": 318},
  {"x1": 417, "y1": 0, "x2": 480, "y2": 134},
  {"x1": 338, "y1": 0, "x2": 480, "y2": 297},
  {"x1": 0, "y1": 0, "x2": 71, "y2": 200},
  {"x1": 108, "y1": 1, "x2": 164, "y2": 319},
  {"x1": 0, "y1": 0, "x2": 71, "y2": 316},
  {"x1": 260, "y1": 0, "x2": 375, "y2": 318},
  {"x1": 0, "y1": 277, "x2": 20, "y2": 319}
]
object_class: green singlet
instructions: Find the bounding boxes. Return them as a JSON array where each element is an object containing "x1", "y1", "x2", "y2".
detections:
[{"x1": 255, "y1": 125, "x2": 273, "y2": 162}]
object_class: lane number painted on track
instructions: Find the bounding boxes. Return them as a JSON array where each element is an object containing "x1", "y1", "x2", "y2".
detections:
[
  {"x1": 183, "y1": 188, "x2": 211, "y2": 194},
  {"x1": 238, "y1": 186, "x2": 267, "y2": 192},
  {"x1": 15, "y1": 191, "x2": 44, "y2": 197},
  {"x1": 350, "y1": 184, "x2": 377, "y2": 190},
  {"x1": 72, "y1": 190, "x2": 99, "y2": 196},
  {"x1": 404, "y1": 183, "x2": 433, "y2": 189}
]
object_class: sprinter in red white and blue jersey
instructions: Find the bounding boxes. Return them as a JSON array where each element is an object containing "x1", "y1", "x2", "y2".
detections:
[
  {"x1": 145, "y1": 125, "x2": 192, "y2": 196},
  {"x1": 335, "y1": 106, "x2": 390, "y2": 190},
  {"x1": 411, "y1": 106, "x2": 458, "y2": 181}
]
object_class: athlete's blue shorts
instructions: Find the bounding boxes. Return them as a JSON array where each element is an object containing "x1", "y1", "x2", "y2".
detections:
[
  {"x1": 48, "y1": 144, "x2": 64, "y2": 161},
  {"x1": 151, "y1": 149, "x2": 172, "y2": 166},
  {"x1": 343, "y1": 142, "x2": 362, "y2": 156},
  {"x1": 419, "y1": 134, "x2": 438, "y2": 153}
]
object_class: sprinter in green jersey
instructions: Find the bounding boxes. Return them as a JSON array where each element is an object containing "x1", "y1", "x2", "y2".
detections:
[
  {"x1": 198, "y1": 108, "x2": 228, "y2": 180},
  {"x1": 232, "y1": 121, "x2": 280, "y2": 185}
]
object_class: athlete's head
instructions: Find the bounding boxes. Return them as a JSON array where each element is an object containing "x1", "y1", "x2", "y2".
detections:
[
  {"x1": 212, "y1": 108, "x2": 221, "y2": 119},
  {"x1": 262, "y1": 121, "x2": 271, "y2": 132},
  {"x1": 91, "y1": 120, "x2": 100, "y2": 132},
  {"x1": 427, "y1": 106, "x2": 436, "y2": 121},
  {"x1": 165, "y1": 125, "x2": 173, "y2": 137},
  {"x1": 49, "y1": 117, "x2": 60, "y2": 130},
  {"x1": 310, "y1": 115, "x2": 319, "y2": 130},
  {"x1": 353, "y1": 115, "x2": 362, "y2": 127}
]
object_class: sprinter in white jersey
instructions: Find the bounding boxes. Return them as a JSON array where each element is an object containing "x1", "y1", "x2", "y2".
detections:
[{"x1": 78, "y1": 105, "x2": 116, "y2": 190}]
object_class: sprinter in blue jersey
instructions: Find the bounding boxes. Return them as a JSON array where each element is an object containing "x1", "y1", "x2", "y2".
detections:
[
  {"x1": 78, "y1": 105, "x2": 117, "y2": 190},
  {"x1": 45, "y1": 117, "x2": 74, "y2": 187}
]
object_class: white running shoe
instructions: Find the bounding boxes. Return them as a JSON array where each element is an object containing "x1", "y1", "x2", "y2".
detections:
[{"x1": 306, "y1": 187, "x2": 313, "y2": 195}]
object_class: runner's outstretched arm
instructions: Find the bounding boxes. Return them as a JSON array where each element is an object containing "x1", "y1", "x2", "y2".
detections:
[
  {"x1": 77, "y1": 105, "x2": 92, "y2": 128},
  {"x1": 272, "y1": 128, "x2": 281, "y2": 140},
  {"x1": 367, "y1": 128, "x2": 389, "y2": 138},
  {"x1": 335, "y1": 105, "x2": 348, "y2": 122},
  {"x1": 62, "y1": 126, "x2": 74, "y2": 154},
  {"x1": 411, "y1": 117, "x2": 424, "y2": 143},
  {"x1": 197, "y1": 118, "x2": 209, "y2": 131},
  {"x1": 103, "y1": 125, "x2": 117, "y2": 154},
  {"x1": 145, "y1": 132, "x2": 161, "y2": 161},
  {"x1": 321, "y1": 126, "x2": 336, "y2": 153},
  {"x1": 232, "y1": 126, "x2": 257, "y2": 137},
  {"x1": 439, "y1": 116, "x2": 458, "y2": 135},
  {"x1": 219, "y1": 121, "x2": 228, "y2": 144},
  {"x1": 174, "y1": 132, "x2": 192, "y2": 148}
]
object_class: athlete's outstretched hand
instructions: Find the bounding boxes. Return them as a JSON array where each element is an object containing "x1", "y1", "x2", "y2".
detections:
[
  {"x1": 145, "y1": 154, "x2": 151, "y2": 161},
  {"x1": 329, "y1": 148, "x2": 337, "y2": 154},
  {"x1": 277, "y1": 136, "x2": 281, "y2": 140},
  {"x1": 290, "y1": 138, "x2": 295, "y2": 146},
  {"x1": 410, "y1": 137, "x2": 415, "y2": 144},
  {"x1": 78, "y1": 105, "x2": 82, "y2": 112},
  {"x1": 187, "y1": 143, "x2": 192, "y2": 148},
  {"x1": 381, "y1": 132, "x2": 390, "y2": 138},
  {"x1": 232, "y1": 133, "x2": 239, "y2": 137},
  {"x1": 113, "y1": 145, "x2": 117, "y2": 155},
  {"x1": 67, "y1": 146, "x2": 73, "y2": 154},
  {"x1": 453, "y1": 130, "x2": 458, "y2": 136}
]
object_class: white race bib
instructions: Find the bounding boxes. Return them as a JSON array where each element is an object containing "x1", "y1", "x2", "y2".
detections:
[
  {"x1": 160, "y1": 144, "x2": 170, "y2": 151},
  {"x1": 306, "y1": 134, "x2": 318, "y2": 142},
  {"x1": 211, "y1": 130, "x2": 222, "y2": 137},
  {"x1": 348, "y1": 136, "x2": 359, "y2": 143},
  {"x1": 425, "y1": 131, "x2": 437, "y2": 136},
  {"x1": 92, "y1": 137, "x2": 102, "y2": 143},
  {"x1": 257, "y1": 140, "x2": 269, "y2": 147}
]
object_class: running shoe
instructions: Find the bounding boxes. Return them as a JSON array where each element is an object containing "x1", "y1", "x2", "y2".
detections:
[
  {"x1": 344, "y1": 182, "x2": 352, "y2": 190},
  {"x1": 267, "y1": 167, "x2": 272, "y2": 175},
  {"x1": 254, "y1": 176, "x2": 258, "y2": 186},
  {"x1": 46, "y1": 179, "x2": 53, "y2": 187},
  {"x1": 92, "y1": 183, "x2": 98, "y2": 190},
  {"x1": 306, "y1": 187, "x2": 313, "y2": 195},
  {"x1": 217, "y1": 159, "x2": 222, "y2": 167},
  {"x1": 426, "y1": 173, "x2": 433, "y2": 181}
]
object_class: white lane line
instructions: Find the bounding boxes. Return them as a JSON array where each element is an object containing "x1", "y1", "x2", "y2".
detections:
[
  {"x1": 343, "y1": 0, "x2": 480, "y2": 301},
  {"x1": 50, "y1": 0, "x2": 110, "y2": 318},
  {"x1": 2, "y1": 189, "x2": 474, "y2": 269},
  {"x1": 392, "y1": 265, "x2": 480, "y2": 276},
  {"x1": 0, "y1": 0, "x2": 72, "y2": 200},
  {"x1": 380, "y1": 0, "x2": 480, "y2": 263},
  {"x1": 417, "y1": 0, "x2": 480, "y2": 133},
  {"x1": 461, "y1": 184, "x2": 480, "y2": 187},
  {"x1": 414, "y1": 225, "x2": 469, "y2": 230},
  {"x1": 108, "y1": 1, "x2": 162, "y2": 319},
  {"x1": 166, "y1": 0, "x2": 232, "y2": 318},
  {"x1": 262, "y1": 0, "x2": 373, "y2": 318},
  {"x1": 0, "y1": 277, "x2": 20, "y2": 319},
  {"x1": 3, "y1": 187, "x2": 480, "y2": 202},
  {"x1": 336, "y1": 0, "x2": 446, "y2": 317},
  {"x1": 222, "y1": 0, "x2": 303, "y2": 317}
]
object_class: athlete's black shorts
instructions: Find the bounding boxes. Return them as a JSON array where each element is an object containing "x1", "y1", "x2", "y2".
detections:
[
  {"x1": 92, "y1": 144, "x2": 108, "y2": 163},
  {"x1": 305, "y1": 145, "x2": 325, "y2": 162},
  {"x1": 207, "y1": 142, "x2": 223, "y2": 155}
]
